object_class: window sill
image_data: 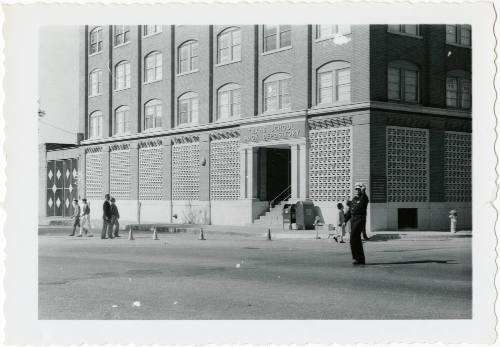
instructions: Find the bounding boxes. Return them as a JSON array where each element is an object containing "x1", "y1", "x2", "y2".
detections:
[
  {"x1": 315, "y1": 33, "x2": 352, "y2": 43},
  {"x1": 114, "y1": 42, "x2": 131, "y2": 49},
  {"x1": 446, "y1": 42, "x2": 472, "y2": 49},
  {"x1": 143, "y1": 79, "x2": 163, "y2": 85},
  {"x1": 176, "y1": 69, "x2": 200, "y2": 77},
  {"x1": 142, "y1": 127, "x2": 163, "y2": 133},
  {"x1": 262, "y1": 46, "x2": 292, "y2": 56},
  {"x1": 89, "y1": 51, "x2": 103, "y2": 57},
  {"x1": 143, "y1": 31, "x2": 162, "y2": 39},
  {"x1": 112, "y1": 131, "x2": 132, "y2": 137},
  {"x1": 215, "y1": 115, "x2": 241, "y2": 122},
  {"x1": 114, "y1": 87, "x2": 131, "y2": 92},
  {"x1": 387, "y1": 31, "x2": 423, "y2": 39},
  {"x1": 262, "y1": 108, "x2": 292, "y2": 116},
  {"x1": 387, "y1": 99, "x2": 420, "y2": 105},
  {"x1": 175, "y1": 122, "x2": 198, "y2": 128},
  {"x1": 314, "y1": 100, "x2": 351, "y2": 108},
  {"x1": 215, "y1": 59, "x2": 241, "y2": 67},
  {"x1": 88, "y1": 93, "x2": 103, "y2": 99}
]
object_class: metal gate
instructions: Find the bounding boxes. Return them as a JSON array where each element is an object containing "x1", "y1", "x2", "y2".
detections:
[{"x1": 46, "y1": 158, "x2": 78, "y2": 217}]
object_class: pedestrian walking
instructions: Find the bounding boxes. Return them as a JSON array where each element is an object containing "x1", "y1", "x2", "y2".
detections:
[
  {"x1": 101, "y1": 194, "x2": 113, "y2": 239},
  {"x1": 345, "y1": 183, "x2": 369, "y2": 265},
  {"x1": 69, "y1": 199, "x2": 81, "y2": 236},
  {"x1": 110, "y1": 197, "x2": 120, "y2": 237},
  {"x1": 78, "y1": 198, "x2": 93, "y2": 237},
  {"x1": 333, "y1": 203, "x2": 346, "y2": 243}
]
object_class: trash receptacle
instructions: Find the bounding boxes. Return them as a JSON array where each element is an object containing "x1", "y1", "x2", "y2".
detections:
[
  {"x1": 295, "y1": 201, "x2": 316, "y2": 230},
  {"x1": 282, "y1": 204, "x2": 296, "y2": 229}
]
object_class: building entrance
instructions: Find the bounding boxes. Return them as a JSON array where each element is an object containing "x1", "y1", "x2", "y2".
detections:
[{"x1": 258, "y1": 147, "x2": 291, "y2": 203}]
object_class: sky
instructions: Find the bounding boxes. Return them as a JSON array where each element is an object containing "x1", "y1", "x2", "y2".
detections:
[{"x1": 38, "y1": 26, "x2": 79, "y2": 144}]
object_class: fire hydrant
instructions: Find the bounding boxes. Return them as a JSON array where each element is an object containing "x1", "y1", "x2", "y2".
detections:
[{"x1": 449, "y1": 210, "x2": 458, "y2": 234}]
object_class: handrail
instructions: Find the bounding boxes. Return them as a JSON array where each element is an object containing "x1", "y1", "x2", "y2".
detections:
[{"x1": 269, "y1": 185, "x2": 291, "y2": 208}]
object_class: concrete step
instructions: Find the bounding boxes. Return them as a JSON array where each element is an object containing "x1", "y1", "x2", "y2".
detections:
[{"x1": 48, "y1": 218, "x2": 74, "y2": 226}]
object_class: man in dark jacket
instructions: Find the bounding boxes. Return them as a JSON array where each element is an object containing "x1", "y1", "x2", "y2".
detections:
[
  {"x1": 110, "y1": 197, "x2": 120, "y2": 237},
  {"x1": 101, "y1": 194, "x2": 113, "y2": 239},
  {"x1": 345, "y1": 183, "x2": 369, "y2": 265}
]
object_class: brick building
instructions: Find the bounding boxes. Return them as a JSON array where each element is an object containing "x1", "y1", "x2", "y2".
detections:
[{"x1": 41, "y1": 24, "x2": 472, "y2": 230}]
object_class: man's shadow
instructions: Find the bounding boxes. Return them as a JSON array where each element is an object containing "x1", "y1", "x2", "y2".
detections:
[{"x1": 366, "y1": 259, "x2": 458, "y2": 265}]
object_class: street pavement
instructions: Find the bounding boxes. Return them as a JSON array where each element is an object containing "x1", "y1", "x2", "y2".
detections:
[{"x1": 38, "y1": 228, "x2": 471, "y2": 320}]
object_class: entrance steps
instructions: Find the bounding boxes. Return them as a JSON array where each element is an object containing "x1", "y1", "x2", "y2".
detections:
[{"x1": 252, "y1": 201, "x2": 287, "y2": 226}]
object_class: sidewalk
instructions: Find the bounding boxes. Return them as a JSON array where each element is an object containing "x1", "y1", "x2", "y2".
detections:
[{"x1": 38, "y1": 218, "x2": 472, "y2": 240}]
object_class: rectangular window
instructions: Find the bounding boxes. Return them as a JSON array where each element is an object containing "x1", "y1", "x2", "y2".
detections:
[
  {"x1": 264, "y1": 79, "x2": 291, "y2": 112},
  {"x1": 318, "y1": 71, "x2": 333, "y2": 104},
  {"x1": 388, "y1": 24, "x2": 420, "y2": 36},
  {"x1": 143, "y1": 25, "x2": 162, "y2": 37},
  {"x1": 218, "y1": 91, "x2": 230, "y2": 120},
  {"x1": 115, "y1": 110, "x2": 129, "y2": 135},
  {"x1": 317, "y1": 24, "x2": 351, "y2": 39},
  {"x1": 388, "y1": 67, "x2": 401, "y2": 100},
  {"x1": 218, "y1": 29, "x2": 242, "y2": 64},
  {"x1": 264, "y1": 82, "x2": 278, "y2": 112},
  {"x1": 89, "y1": 28, "x2": 102, "y2": 55},
  {"x1": 336, "y1": 68, "x2": 351, "y2": 101},
  {"x1": 145, "y1": 53, "x2": 162, "y2": 82},
  {"x1": 145, "y1": 103, "x2": 162, "y2": 129},
  {"x1": 446, "y1": 24, "x2": 471, "y2": 47},
  {"x1": 461, "y1": 79, "x2": 471, "y2": 109},
  {"x1": 89, "y1": 70, "x2": 103, "y2": 96},
  {"x1": 404, "y1": 70, "x2": 418, "y2": 102},
  {"x1": 178, "y1": 97, "x2": 198, "y2": 125},
  {"x1": 263, "y1": 25, "x2": 291, "y2": 53},
  {"x1": 446, "y1": 77, "x2": 458, "y2": 107},
  {"x1": 115, "y1": 62, "x2": 131, "y2": 90},
  {"x1": 114, "y1": 25, "x2": 130, "y2": 46},
  {"x1": 179, "y1": 41, "x2": 198, "y2": 74}
]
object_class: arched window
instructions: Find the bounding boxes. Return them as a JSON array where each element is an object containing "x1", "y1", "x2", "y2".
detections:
[
  {"x1": 89, "y1": 111, "x2": 103, "y2": 139},
  {"x1": 144, "y1": 52, "x2": 162, "y2": 83},
  {"x1": 317, "y1": 61, "x2": 351, "y2": 104},
  {"x1": 114, "y1": 106, "x2": 130, "y2": 135},
  {"x1": 177, "y1": 92, "x2": 199, "y2": 126},
  {"x1": 89, "y1": 27, "x2": 103, "y2": 55},
  {"x1": 446, "y1": 70, "x2": 471, "y2": 109},
  {"x1": 88, "y1": 69, "x2": 103, "y2": 97},
  {"x1": 316, "y1": 25, "x2": 351, "y2": 40},
  {"x1": 178, "y1": 40, "x2": 199, "y2": 74},
  {"x1": 115, "y1": 61, "x2": 131, "y2": 90},
  {"x1": 144, "y1": 99, "x2": 162, "y2": 130},
  {"x1": 263, "y1": 25, "x2": 291, "y2": 53},
  {"x1": 263, "y1": 73, "x2": 291, "y2": 112},
  {"x1": 217, "y1": 27, "x2": 241, "y2": 64},
  {"x1": 388, "y1": 60, "x2": 420, "y2": 103},
  {"x1": 217, "y1": 83, "x2": 241, "y2": 120},
  {"x1": 114, "y1": 25, "x2": 130, "y2": 46}
]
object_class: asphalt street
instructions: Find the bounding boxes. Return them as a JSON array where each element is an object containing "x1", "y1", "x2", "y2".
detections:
[{"x1": 38, "y1": 229, "x2": 471, "y2": 320}]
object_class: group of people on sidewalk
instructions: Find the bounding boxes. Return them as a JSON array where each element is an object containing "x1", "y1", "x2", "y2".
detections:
[
  {"x1": 69, "y1": 194, "x2": 121, "y2": 239},
  {"x1": 332, "y1": 182, "x2": 370, "y2": 265}
]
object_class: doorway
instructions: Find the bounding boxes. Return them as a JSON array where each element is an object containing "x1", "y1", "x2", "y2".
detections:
[
  {"x1": 258, "y1": 147, "x2": 291, "y2": 203},
  {"x1": 398, "y1": 208, "x2": 418, "y2": 229}
]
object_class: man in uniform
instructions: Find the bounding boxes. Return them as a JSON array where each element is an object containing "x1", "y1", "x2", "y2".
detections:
[
  {"x1": 101, "y1": 194, "x2": 113, "y2": 239},
  {"x1": 345, "y1": 183, "x2": 369, "y2": 265}
]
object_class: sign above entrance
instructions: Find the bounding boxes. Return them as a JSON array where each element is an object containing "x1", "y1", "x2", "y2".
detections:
[{"x1": 241, "y1": 121, "x2": 306, "y2": 143}]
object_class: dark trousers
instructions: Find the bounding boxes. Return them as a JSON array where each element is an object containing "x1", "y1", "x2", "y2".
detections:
[
  {"x1": 350, "y1": 215, "x2": 366, "y2": 263},
  {"x1": 362, "y1": 222, "x2": 369, "y2": 240},
  {"x1": 111, "y1": 217, "x2": 120, "y2": 237},
  {"x1": 72, "y1": 218, "x2": 80, "y2": 235},
  {"x1": 101, "y1": 219, "x2": 113, "y2": 239}
]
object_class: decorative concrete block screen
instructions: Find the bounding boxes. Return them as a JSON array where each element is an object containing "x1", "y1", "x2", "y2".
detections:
[
  {"x1": 309, "y1": 126, "x2": 352, "y2": 202},
  {"x1": 210, "y1": 138, "x2": 240, "y2": 200},
  {"x1": 85, "y1": 147, "x2": 103, "y2": 200},
  {"x1": 110, "y1": 144, "x2": 131, "y2": 200},
  {"x1": 444, "y1": 131, "x2": 471, "y2": 202},
  {"x1": 139, "y1": 140, "x2": 164, "y2": 201},
  {"x1": 172, "y1": 142, "x2": 200, "y2": 200},
  {"x1": 387, "y1": 126, "x2": 429, "y2": 202}
]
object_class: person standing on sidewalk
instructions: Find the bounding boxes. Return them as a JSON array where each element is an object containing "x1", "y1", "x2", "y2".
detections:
[
  {"x1": 360, "y1": 184, "x2": 370, "y2": 241},
  {"x1": 101, "y1": 194, "x2": 113, "y2": 239},
  {"x1": 78, "y1": 198, "x2": 93, "y2": 237},
  {"x1": 333, "y1": 203, "x2": 346, "y2": 243},
  {"x1": 110, "y1": 197, "x2": 120, "y2": 237},
  {"x1": 345, "y1": 183, "x2": 369, "y2": 265},
  {"x1": 69, "y1": 199, "x2": 81, "y2": 236}
]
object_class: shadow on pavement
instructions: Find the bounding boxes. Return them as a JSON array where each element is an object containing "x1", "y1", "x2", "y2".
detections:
[{"x1": 366, "y1": 259, "x2": 457, "y2": 265}]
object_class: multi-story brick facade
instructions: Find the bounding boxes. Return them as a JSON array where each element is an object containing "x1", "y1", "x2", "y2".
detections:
[{"x1": 43, "y1": 24, "x2": 472, "y2": 231}]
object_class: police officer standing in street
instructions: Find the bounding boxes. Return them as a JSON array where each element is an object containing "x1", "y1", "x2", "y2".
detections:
[
  {"x1": 345, "y1": 182, "x2": 370, "y2": 265},
  {"x1": 101, "y1": 194, "x2": 113, "y2": 239}
]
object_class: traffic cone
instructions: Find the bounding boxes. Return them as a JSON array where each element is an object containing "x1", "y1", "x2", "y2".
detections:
[
  {"x1": 152, "y1": 227, "x2": 159, "y2": 240},
  {"x1": 128, "y1": 227, "x2": 134, "y2": 241},
  {"x1": 199, "y1": 227, "x2": 206, "y2": 240},
  {"x1": 267, "y1": 228, "x2": 272, "y2": 241}
]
